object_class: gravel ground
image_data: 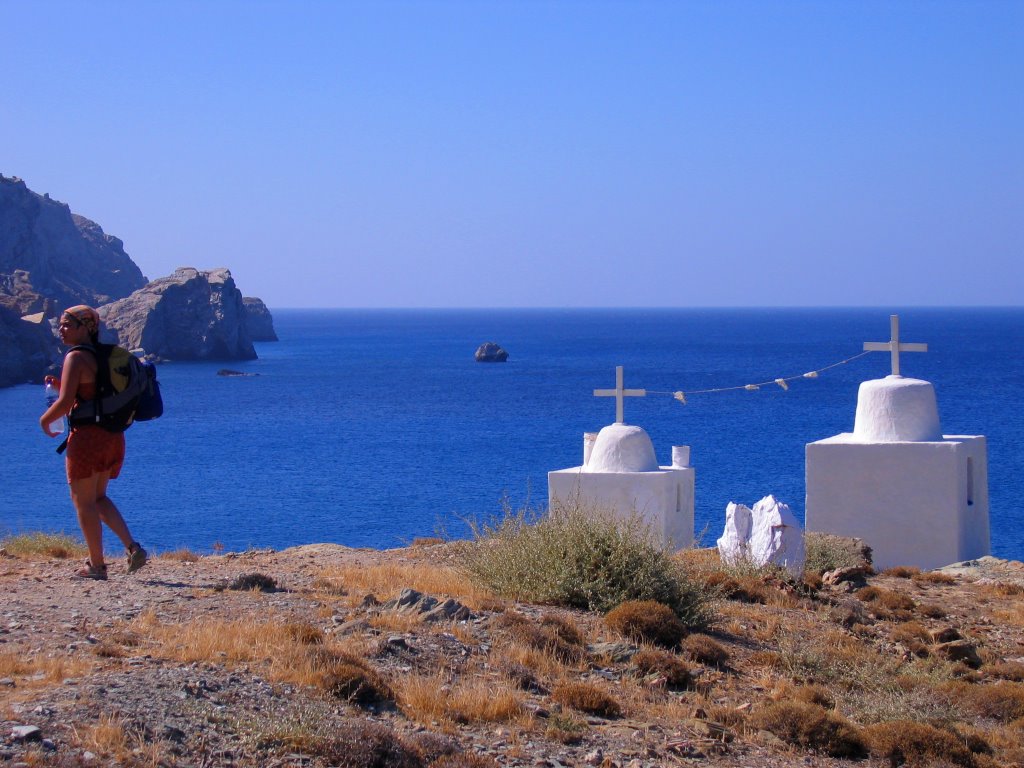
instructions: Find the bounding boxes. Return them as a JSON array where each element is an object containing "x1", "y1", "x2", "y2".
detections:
[{"x1": 2, "y1": 543, "x2": 1022, "y2": 767}]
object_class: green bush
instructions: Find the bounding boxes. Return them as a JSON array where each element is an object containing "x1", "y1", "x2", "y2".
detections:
[
  {"x1": 804, "y1": 532, "x2": 871, "y2": 575},
  {"x1": 460, "y1": 501, "x2": 714, "y2": 626}
]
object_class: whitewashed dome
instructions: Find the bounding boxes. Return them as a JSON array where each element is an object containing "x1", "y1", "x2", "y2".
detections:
[
  {"x1": 585, "y1": 423, "x2": 659, "y2": 472},
  {"x1": 853, "y1": 375, "x2": 942, "y2": 442}
]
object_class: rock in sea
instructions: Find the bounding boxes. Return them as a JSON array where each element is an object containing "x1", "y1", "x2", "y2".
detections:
[{"x1": 474, "y1": 341, "x2": 508, "y2": 362}]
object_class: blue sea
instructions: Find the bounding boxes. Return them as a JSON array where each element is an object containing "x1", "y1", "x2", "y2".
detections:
[{"x1": 2, "y1": 308, "x2": 1022, "y2": 560}]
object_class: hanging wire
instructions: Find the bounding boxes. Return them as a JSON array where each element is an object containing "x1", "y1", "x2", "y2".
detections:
[{"x1": 648, "y1": 350, "x2": 872, "y2": 404}]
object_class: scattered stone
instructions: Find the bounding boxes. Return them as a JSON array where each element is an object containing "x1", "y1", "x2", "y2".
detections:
[
  {"x1": 822, "y1": 565, "x2": 871, "y2": 588},
  {"x1": 588, "y1": 642, "x2": 637, "y2": 663},
  {"x1": 11, "y1": 725, "x2": 41, "y2": 742},
  {"x1": 423, "y1": 598, "x2": 473, "y2": 622}
]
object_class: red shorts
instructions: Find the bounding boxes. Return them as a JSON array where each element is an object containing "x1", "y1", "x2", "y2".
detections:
[{"x1": 66, "y1": 425, "x2": 125, "y2": 483}]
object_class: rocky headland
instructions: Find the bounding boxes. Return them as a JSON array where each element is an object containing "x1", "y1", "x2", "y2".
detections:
[
  {"x1": 100, "y1": 268, "x2": 257, "y2": 361},
  {"x1": 0, "y1": 174, "x2": 277, "y2": 385}
]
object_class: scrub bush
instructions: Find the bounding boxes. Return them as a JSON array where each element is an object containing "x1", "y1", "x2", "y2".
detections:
[
  {"x1": 461, "y1": 501, "x2": 714, "y2": 626},
  {"x1": 862, "y1": 720, "x2": 976, "y2": 767},
  {"x1": 605, "y1": 600, "x2": 686, "y2": 648},
  {"x1": 552, "y1": 680, "x2": 621, "y2": 717},
  {"x1": 748, "y1": 700, "x2": 866, "y2": 758}
]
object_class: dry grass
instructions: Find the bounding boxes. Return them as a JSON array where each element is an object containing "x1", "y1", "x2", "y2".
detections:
[
  {"x1": 862, "y1": 720, "x2": 976, "y2": 767},
  {"x1": 492, "y1": 638, "x2": 568, "y2": 682},
  {"x1": 0, "y1": 532, "x2": 87, "y2": 560},
  {"x1": 369, "y1": 612, "x2": 427, "y2": 633},
  {"x1": 310, "y1": 647, "x2": 393, "y2": 705},
  {"x1": 947, "y1": 680, "x2": 1024, "y2": 721},
  {"x1": 986, "y1": 661, "x2": 1024, "y2": 682},
  {"x1": 396, "y1": 671, "x2": 527, "y2": 727},
  {"x1": 544, "y1": 712, "x2": 589, "y2": 744},
  {"x1": 320, "y1": 562, "x2": 495, "y2": 610},
  {"x1": 551, "y1": 680, "x2": 622, "y2": 718},
  {"x1": 882, "y1": 565, "x2": 921, "y2": 578},
  {"x1": 493, "y1": 612, "x2": 586, "y2": 664},
  {"x1": 246, "y1": 715, "x2": 433, "y2": 768},
  {"x1": 129, "y1": 610, "x2": 387, "y2": 698},
  {"x1": 431, "y1": 755, "x2": 501, "y2": 768},
  {"x1": 918, "y1": 603, "x2": 948, "y2": 619},
  {"x1": 605, "y1": 600, "x2": 686, "y2": 648},
  {"x1": 770, "y1": 681, "x2": 836, "y2": 710},
  {"x1": 855, "y1": 585, "x2": 916, "y2": 613},
  {"x1": 913, "y1": 571, "x2": 958, "y2": 586},
  {"x1": 632, "y1": 648, "x2": 692, "y2": 689},
  {"x1": 71, "y1": 713, "x2": 170, "y2": 767},
  {"x1": 157, "y1": 548, "x2": 201, "y2": 562},
  {"x1": 993, "y1": 603, "x2": 1024, "y2": 628},
  {"x1": 0, "y1": 648, "x2": 92, "y2": 687},
  {"x1": 748, "y1": 700, "x2": 866, "y2": 758},
  {"x1": 682, "y1": 633, "x2": 730, "y2": 666},
  {"x1": 892, "y1": 620, "x2": 933, "y2": 657}
]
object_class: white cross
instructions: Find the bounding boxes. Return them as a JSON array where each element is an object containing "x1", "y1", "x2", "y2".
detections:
[
  {"x1": 863, "y1": 314, "x2": 927, "y2": 376},
  {"x1": 594, "y1": 365, "x2": 646, "y2": 424}
]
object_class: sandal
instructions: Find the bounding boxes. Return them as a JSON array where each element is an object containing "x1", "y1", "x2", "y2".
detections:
[
  {"x1": 127, "y1": 543, "x2": 148, "y2": 574},
  {"x1": 75, "y1": 561, "x2": 108, "y2": 581}
]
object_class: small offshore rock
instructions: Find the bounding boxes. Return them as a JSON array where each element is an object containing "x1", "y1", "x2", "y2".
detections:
[
  {"x1": 474, "y1": 341, "x2": 508, "y2": 362},
  {"x1": 217, "y1": 369, "x2": 259, "y2": 377}
]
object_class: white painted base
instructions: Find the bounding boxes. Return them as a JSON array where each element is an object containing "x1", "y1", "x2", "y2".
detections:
[
  {"x1": 548, "y1": 466, "x2": 695, "y2": 550},
  {"x1": 805, "y1": 435, "x2": 989, "y2": 571}
]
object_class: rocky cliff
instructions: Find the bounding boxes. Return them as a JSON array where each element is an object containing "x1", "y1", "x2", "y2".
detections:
[
  {"x1": 1, "y1": 175, "x2": 276, "y2": 384},
  {"x1": 100, "y1": 267, "x2": 257, "y2": 361},
  {"x1": 243, "y1": 297, "x2": 278, "y2": 342},
  {"x1": 0, "y1": 175, "x2": 148, "y2": 310},
  {"x1": 0, "y1": 307, "x2": 61, "y2": 388}
]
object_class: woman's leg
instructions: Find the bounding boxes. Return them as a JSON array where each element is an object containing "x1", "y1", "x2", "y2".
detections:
[
  {"x1": 94, "y1": 473, "x2": 135, "y2": 549},
  {"x1": 69, "y1": 473, "x2": 105, "y2": 569}
]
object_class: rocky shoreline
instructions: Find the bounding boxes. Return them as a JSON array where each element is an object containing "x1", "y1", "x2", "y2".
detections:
[{"x1": 3, "y1": 543, "x2": 1024, "y2": 767}]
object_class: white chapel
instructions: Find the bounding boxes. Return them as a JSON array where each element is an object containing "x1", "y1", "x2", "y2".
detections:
[
  {"x1": 547, "y1": 366, "x2": 694, "y2": 550},
  {"x1": 805, "y1": 315, "x2": 990, "y2": 571}
]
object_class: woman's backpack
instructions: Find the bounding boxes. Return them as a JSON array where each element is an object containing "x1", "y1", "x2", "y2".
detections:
[{"x1": 67, "y1": 343, "x2": 163, "y2": 432}]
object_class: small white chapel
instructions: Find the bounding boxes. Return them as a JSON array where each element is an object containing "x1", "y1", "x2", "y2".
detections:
[{"x1": 547, "y1": 366, "x2": 695, "y2": 550}]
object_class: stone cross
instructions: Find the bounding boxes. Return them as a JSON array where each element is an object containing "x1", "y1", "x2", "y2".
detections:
[
  {"x1": 863, "y1": 314, "x2": 927, "y2": 376},
  {"x1": 594, "y1": 365, "x2": 646, "y2": 424}
]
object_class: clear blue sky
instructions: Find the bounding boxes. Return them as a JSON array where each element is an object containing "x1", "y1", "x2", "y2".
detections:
[{"x1": 3, "y1": 1, "x2": 1021, "y2": 308}]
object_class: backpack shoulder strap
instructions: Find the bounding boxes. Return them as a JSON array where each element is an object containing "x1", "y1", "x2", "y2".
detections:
[{"x1": 69, "y1": 343, "x2": 113, "y2": 394}]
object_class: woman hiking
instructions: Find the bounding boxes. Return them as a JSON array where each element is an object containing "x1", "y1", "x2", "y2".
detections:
[{"x1": 39, "y1": 305, "x2": 147, "y2": 580}]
